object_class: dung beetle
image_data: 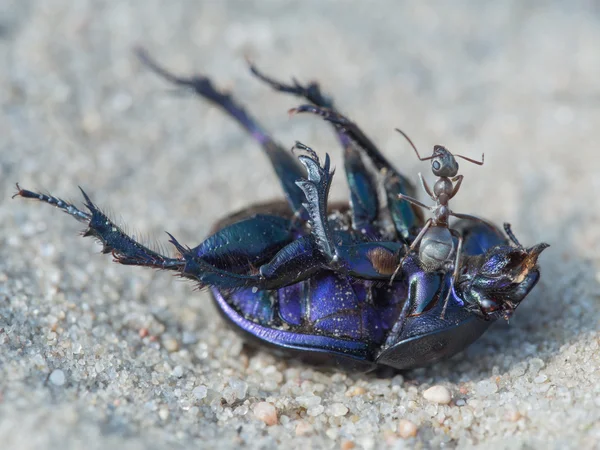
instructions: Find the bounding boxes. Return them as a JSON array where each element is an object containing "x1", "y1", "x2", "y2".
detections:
[{"x1": 14, "y1": 49, "x2": 548, "y2": 371}]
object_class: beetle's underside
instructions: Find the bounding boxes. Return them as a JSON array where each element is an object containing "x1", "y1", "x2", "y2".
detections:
[{"x1": 15, "y1": 49, "x2": 547, "y2": 370}]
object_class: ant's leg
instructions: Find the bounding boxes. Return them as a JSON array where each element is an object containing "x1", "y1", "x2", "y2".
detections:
[
  {"x1": 419, "y1": 173, "x2": 436, "y2": 201},
  {"x1": 389, "y1": 218, "x2": 433, "y2": 284},
  {"x1": 449, "y1": 175, "x2": 464, "y2": 199},
  {"x1": 440, "y1": 230, "x2": 464, "y2": 319},
  {"x1": 397, "y1": 193, "x2": 432, "y2": 211},
  {"x1": 248, "y1": 64, "x2": 380, "y2": 233},
  {"x1": 135, "y1": 48, "x2": 308, "y2": 221},
  {"x1": 292, "y1": 105, "x2": 423, "y2": 241}
]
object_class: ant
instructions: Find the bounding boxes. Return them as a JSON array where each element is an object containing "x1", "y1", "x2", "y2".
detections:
[{"x1": 390, "y1": 129, "x2": 486, "y2": 318}]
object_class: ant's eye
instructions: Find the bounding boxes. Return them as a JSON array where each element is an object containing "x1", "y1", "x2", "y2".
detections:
[{"x1": 432, "y1": 160, "x2": 441, "y2": 171}]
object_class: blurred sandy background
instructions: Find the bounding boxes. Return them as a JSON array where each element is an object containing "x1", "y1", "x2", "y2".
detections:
[{"x1": 1, "y1": 1, "x2": 600, "y2": 448}]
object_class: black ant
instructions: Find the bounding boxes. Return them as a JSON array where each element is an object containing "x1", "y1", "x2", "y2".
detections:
[{"x1": 390, "y1": 129, "x2": 486, "y2": 318}]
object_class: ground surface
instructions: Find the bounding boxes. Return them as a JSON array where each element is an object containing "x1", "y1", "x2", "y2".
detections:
[{"x1": 1, "y1": 1, "x2": 599, "y2": 449}]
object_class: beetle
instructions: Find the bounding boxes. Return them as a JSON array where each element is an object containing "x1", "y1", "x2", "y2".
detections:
[{"x1": 14, "y1": 49, "x2": 548, "y2": 371}]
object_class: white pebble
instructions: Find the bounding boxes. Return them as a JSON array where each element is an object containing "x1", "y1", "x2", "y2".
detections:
[
  {"x1": 49, "y1": 369, "x2": 66, "y2": 386},
  {"x1": 328, "y1": 402, "x2": 349, "y2": 417},
  {"x1": 253, "y1": 402, "x2": 278, "y2": 425},
  {"x1": 534, "y1": 374, "x2": 548, "y2": 384},
  {"x1": 475, "y1": 379, "x2": 498, "y2": 397},
  {"x1": 172, "y1": 366, "x2": 184, "y2": 378},
  {"x1": 192, "y1": 385, "x2": 208, "y2": 400},
  {"x1": 398, "y1": 419, "x2": 418, "y2": 438},
  {"x1": 296, "y1": 394, "x2": 321, "y2": 408},
  {"x1": 307, "y1": 404, "x2": 325, "y2": 417},
  {"x1": 423, "y1": 385, "x2": 452, "y2": 404},
  {"x1": 158, "y1": 407, "x2": 169, "y2": 421}
]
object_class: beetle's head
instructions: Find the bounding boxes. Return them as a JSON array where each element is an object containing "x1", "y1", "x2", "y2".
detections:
[{"x1": 456, "y1": 242, "x2": 549, "y2": 319}]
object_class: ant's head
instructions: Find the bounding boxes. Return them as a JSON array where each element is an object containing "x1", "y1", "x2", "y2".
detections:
[
  {"x1": 395, "y1": 129, "x2": 484, "y2": 177},
  {"x1": 431, "y1": 145, "x2": 459, "y2": 177}
]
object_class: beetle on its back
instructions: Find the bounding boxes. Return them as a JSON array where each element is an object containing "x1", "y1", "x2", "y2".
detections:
[{"x1": 14, "y1": 49, "x2": 548, "y2": 371}]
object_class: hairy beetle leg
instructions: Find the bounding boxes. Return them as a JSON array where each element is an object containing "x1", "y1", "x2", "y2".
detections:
[
  {"x1": 14, "y1": 184, "x2": 184, "y2": 271},
  {"x1": 291, "y1": 104, "x2": 423, "y2": 241},
  {"x1": 135, "y1": 48, "x2": 309, "y2": 222}
]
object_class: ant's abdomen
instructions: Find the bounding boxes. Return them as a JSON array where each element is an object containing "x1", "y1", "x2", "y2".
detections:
[{"x1": 419, "y1": 226, "x2": 455, "y2": 271}]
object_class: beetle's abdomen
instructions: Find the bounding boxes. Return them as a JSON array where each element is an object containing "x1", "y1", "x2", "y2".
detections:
[{"x1": 223, "y1": 272, "x2": 407, "y2": 347}]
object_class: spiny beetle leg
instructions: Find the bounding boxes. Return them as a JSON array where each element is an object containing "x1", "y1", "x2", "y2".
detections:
[
  {"x1": 291, "y1": 145, "x2": 406, "y2": 280},
  {"x1": 14, "y1": 185, "x2": 184, "y2": 271},
  {"x1": 135, "y1": 48, "x2": 308, "y2": 221},
  {"x1": 248, "y1": 64, "x2": 381, "y2": 234},
  {"x1": 15, "y1": 185, "x2": 319, "y2": 292},
  {"x1": 292, "y1": 105, "x2": 423, "y2": 242}
]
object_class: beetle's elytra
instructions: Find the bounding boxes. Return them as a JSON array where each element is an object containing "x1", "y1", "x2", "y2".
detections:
[{"x1": 14, "y1": 49, "x2": 548, "y2": 371}]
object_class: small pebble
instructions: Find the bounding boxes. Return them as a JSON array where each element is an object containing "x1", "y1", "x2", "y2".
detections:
[
  {"x1": 253, "y1": 402, "x2": 278, "y2": 426},
  {"x1": 192, "y1": 385, "x2": 208, "y2": 400},
  {"x1": 398, "y1": 419, "x2": 418, "y2": 438},
  {"x1": 162, "y1": 336, "x2": 179, "y2": 352},
  {"x1": 295, "y1": 421, "x2": 313, "y2": 436},
  {"x1": 345, "y1": 386, "x2": 366, "y2": 397},
  {"x1": 49, "y1": 369, "x2": 66, "y2": 386},
  {"x1": 534, "y1": 374, "x2": 548, "y2": 384},
  {"x1": 475, "y1": 379, "x2": 498, "y2": 397},
  {"x1": 158, "y1": 407, "x2": 169, "y2": 421},
  {"x1": 328, "y1": 403, "x2": 349, "y2": 417},
  {"x1": 340, "y1": 440, "x2": 355, "y2": 450},
  {"x1": 423, "y1": 385, "x2": 452, "y2": 404},
  {"x1": 307, "y1": 404, "x2": 325, "y2": 417},
  {"x1": 506, "y1": 410, "x2": 523, "y2": 422}
]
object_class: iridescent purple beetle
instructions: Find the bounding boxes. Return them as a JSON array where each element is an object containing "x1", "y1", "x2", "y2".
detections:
[{"x1": 14, "y1": 49, "x2": 548, "y2": 371}]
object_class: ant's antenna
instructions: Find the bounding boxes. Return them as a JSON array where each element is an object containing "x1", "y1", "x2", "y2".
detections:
[
  {"x1": 454, "y1": 153, "x2": 485, "y2": 166},
  {"x1": 395, "y1": 128, "x2": 484, "y2": 166},
  {"x1": 394, "y1": 128, "x2": 434, "y2": 161}
]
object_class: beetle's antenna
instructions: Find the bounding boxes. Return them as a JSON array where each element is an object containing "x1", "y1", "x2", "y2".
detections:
[
  {"x1": 454, "y1": 153, "x2": 485, "y2": 166},
  {"x1": 503, "y1": 223, "x2": 523, "y2": 248},
  {"x1": 395, "y1": 128, "x2": 434, "y2": 161}
]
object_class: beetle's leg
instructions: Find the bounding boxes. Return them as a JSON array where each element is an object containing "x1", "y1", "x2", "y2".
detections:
[
  {"x1": 135, "y1": 48, "x2": 308, "y2": 221},
  {"x1": 191, "y1": 214, "x2": 295, "y2": 273},
  {"x1": 293, "y1": 144, "x2": 338, "y2": 264},
  {"x1": 440, "y1": 229, "x2": 464, "y2": 319},
  {"x1": 292, "y1": 105, "x2": 423, "y2": 241},
  {"x1": 14, "y1": 185, "x2": 323, "y2": 291},
  {"x1": 248, "y1": 65, "x2": 381, "y2": 234},
  {"x1": 389, "y1": 218, "x2": 432, "y2": 284},
  {"x1": 14, "y1": 185, "x2": 185, "y2": 272},
  {"x1": 247, "y1": 61, "x2": 334, "y2": 109},
  {"x1": 247, "y1": 64, "x2": 419, "y2": 237}
]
